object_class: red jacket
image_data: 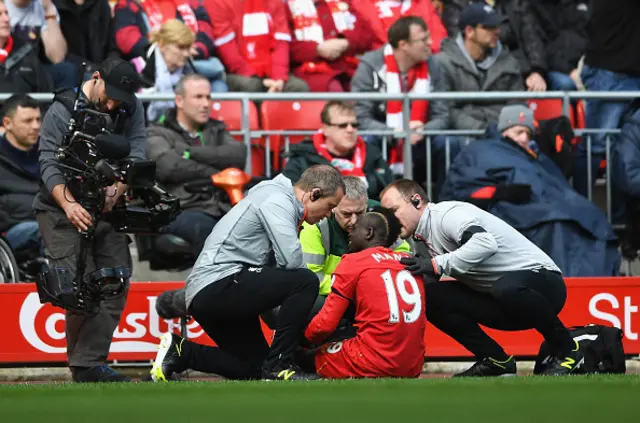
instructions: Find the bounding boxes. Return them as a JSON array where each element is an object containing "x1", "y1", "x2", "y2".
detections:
[
  {"x1": 353, "y1": 0, "x2": 447, "y2": 53},
  {"x1": 287, "y1": 0, "x2": 374, "y2": 91},
  {"x1": 204, "y1": 0, "x2": 291, "y2": 81}
]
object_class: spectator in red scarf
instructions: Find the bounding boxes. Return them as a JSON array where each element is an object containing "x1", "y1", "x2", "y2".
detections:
[
  {"x1": 114, "y1": 0, "x2": 226, "y2": 90},
  {"x1": 283, "y1": 101, "x2": 392, "y2": 200},
  {"x1": 353, "y1": 0, "x2": 447, "y2": 53},
  {"x1": 205, "y1": 0, "x2": 309, "y2": 92},
  {"x1": 286, "y1": 0, "x2": 374, "y2": 92},
  {"x1": 351, "y1": 15, "x2": 454, "y2": 194}
]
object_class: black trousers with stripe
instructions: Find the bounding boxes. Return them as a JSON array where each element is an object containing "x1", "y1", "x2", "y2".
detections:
[
  {"x1": 179, "y1": 266, "x2": 318, "y2": 379},
  {"x1": 425, "y1": 269, "x2": 575, "y2": 360}
]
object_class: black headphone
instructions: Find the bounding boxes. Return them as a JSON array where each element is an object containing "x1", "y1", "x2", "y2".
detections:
[
  {"x1": 411, "y1": 195, "x2": 420, "y2": 209},
  {"x1": 311, "y1": 189, "x2": 323, "y2": 201}
]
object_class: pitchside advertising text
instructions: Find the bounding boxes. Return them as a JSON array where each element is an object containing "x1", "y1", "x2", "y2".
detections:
[{"x1": 0, "y1": 279, "x2": 638, "y2": 363}]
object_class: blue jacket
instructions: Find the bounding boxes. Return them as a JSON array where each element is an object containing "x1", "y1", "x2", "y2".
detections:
[
  {"x1": 612, "y1": 107, "x2": 640, "y2": 197},
  {"x1": 440, "y1": 137, "x2": 620, "y2": 277}
]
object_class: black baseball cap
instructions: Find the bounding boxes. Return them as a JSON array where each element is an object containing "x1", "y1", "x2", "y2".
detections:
[
  {"x1": 458, "y1": 3, "x2": 506, "y2": 30},
  {"x1": 96, "y1": 57, "x2": 141, "y2": 109}
]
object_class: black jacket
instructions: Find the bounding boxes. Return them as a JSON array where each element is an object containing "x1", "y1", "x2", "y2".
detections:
[
  {"x1": 531, "y1": 0, "x2": 590, "y2": 75},
  {"x1": 282, "y1": 139, "x2": 393, "y2": 200},
  {"x1": 53, "y1": 0, "x2": 118, "y2": 71},
  {"x1": 442, "y1": 0, "x2": 547, "y2": 76},
  {"x1": 0, "y1": 144, "x2": 40, "y2": 233},
  {"x1": 583, "y1": 0, "x2": 640, "y2": 76},
  {"x1": 494, "y1": 0, "x2": 547, "y2": 77},
  {"x1": 0, "y1": 36, "x2": 53, "y2": 93},
  {"x1": 146, "y1": 109, "x2": 247, "y2": 217}
]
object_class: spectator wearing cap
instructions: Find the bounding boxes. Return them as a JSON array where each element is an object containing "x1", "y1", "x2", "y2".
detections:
[
  {"x1": 33, "y1": 57, "x2": 146, "y2": 383},
  {"x1": 440, "y1": 103, "x2": 620, "y2": 277},
  {"x1": 434, "y1": 2, "x2": 524, "y2": 130},
  {"x1": 441, "y1": 0, "x2": 547, "y2": 92}
]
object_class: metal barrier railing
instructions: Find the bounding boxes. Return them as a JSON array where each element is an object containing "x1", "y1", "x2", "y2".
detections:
[
  {"x1": 10, "y1": 90, "x2": 640, "y2": 179},
  {"x1": 5, "y1": 90, "x2": 638, "y2": 226}
]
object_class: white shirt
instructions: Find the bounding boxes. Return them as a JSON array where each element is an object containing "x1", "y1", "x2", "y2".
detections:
[
  {"x1": 6, "y1": 0, "x2": 60, "y2": 36},
  {"x1": 413, "y1": 201, "x2": 560, "y2": 291}
]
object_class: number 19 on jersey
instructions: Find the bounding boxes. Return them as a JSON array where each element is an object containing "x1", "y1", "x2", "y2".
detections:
[{"x1": 381, "y1": 269, "x2": 423, "y2": 324}]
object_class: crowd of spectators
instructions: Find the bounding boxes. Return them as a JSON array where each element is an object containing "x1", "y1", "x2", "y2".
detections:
[
  {"x1": 0, "y1": 0, "x2": 599, "y2": 106},
  {"x1": 1, "y1": 0, "x2": 640, "y2": 279}
]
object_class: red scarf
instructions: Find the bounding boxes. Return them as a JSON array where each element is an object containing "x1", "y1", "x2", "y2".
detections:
[
  {"x1": 313, "y1": 131, "x2": 366, "y2": 178},
  {"x1": 139, "y1": 0, "x2": 199, "y2": 33},
  {"x1": 241, "y1": 0, "x2": 275, "y2": 77},
  {"x1": 384, "y1": 43, "x2": 429, "y2": 175},
  {"x1": 0, "y1": 36, "x2": 13, "y2": 64},
  {"x1": 288, "y1": 0, "x2": 357, "y2": 73},
  {"x1": 384, "y1": 43, "x2": 429, "y2": 129},
  {"x1": 375, "y1": 0, "x2": 413, "y2": 34}
]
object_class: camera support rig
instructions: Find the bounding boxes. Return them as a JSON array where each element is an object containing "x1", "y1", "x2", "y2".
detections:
[{"x1": 35, "y1": 63, "x2": 180, "y2": 316}]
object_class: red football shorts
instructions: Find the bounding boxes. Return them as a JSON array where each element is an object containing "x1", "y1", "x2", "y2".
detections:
[{"x1": 314, "y1": 338, "x2": 371, "y2": 379}]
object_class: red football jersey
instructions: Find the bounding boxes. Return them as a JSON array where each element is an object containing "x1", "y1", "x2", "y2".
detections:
[{"x1": 306, "y1": 246, "x2": 426, "y2": 378}]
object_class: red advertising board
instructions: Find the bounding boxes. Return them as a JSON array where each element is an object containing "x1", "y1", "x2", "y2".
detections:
[{"x1": 1, "y1": 278, "x2": 639, "y2": 364}]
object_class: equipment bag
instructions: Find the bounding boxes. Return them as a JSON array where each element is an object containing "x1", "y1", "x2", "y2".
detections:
[{"x1": 533, "y1": 324, "x2": 626, "y2": 375}]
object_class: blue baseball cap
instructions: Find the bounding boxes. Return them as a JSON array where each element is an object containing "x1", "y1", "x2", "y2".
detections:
[{"x1": 458, "y1": 3, "x2": 506, "y2": 30}]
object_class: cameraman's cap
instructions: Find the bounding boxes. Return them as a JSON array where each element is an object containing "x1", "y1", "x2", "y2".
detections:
[
  {"x1": 97, "y1": 57, "x2": 141, "y2": 109},
  {"x1": 458, "y1": 3, "x2": 506, "y2": 30},
  {"x1": 498, "y1": 105, "x2": 535, "y2": 134}
]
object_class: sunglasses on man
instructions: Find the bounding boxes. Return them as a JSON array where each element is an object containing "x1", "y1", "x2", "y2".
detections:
[{"x1": 326, "y1": 121, "x2": 360, "y2": 129}]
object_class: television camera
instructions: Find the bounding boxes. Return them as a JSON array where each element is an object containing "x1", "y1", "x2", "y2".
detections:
[{"x1": 35, "y1": 72, "x2": 180, "y2": 316}]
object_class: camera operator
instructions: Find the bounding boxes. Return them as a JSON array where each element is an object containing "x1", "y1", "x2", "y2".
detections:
[{"x1": 32, "y1": 57, "x2": 145, "y2": 383}]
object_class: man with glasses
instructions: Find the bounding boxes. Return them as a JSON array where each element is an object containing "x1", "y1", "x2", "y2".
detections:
[
  {"x1": 351, "y1": 15, "x2": 450, "y2": 191},
  {"x1": 283, "y1": 100, "x2": 392, "y2": 200},
  {"x1": 299, "y1": 176, "x2": 411, "y2": 317}
]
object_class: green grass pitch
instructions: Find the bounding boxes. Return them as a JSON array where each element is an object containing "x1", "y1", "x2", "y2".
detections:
[{"x1": 1, "y1": 375, "x2": 639, "y2": 422}]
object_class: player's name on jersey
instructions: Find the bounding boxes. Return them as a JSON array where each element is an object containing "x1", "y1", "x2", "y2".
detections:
[{"x1": 371, "y1": 252, "x2": 405, "y2": 263}]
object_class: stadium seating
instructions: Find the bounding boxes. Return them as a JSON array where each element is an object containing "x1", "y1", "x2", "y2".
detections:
[
  {"x1": 528, "y1": 99, "x2": 583, "y2": 147},
  {"x1": 259, "y1": 100, "x2": 327, "y2": 170},
  {"x1": 210, "y1": 100, "x2": 265, "y2": 176},
  {"x1": 527, "y1": 99, "x2": 576, "y2": 128},
  {"x1": 576, "y1": 100, "x2": 586, "y2": 131}
]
